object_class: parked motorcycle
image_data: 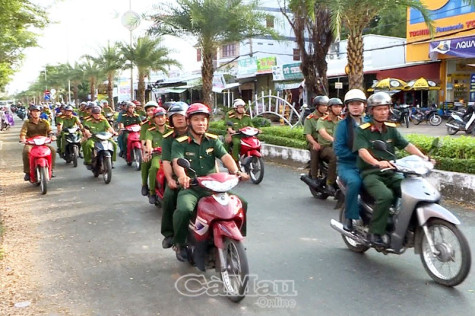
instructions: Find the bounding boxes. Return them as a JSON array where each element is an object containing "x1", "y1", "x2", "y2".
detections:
[
  {"x1": 22, "y1": 136, "x2": 53, "y2": 195},
  {"x1": 446, "y1": 108, "x2": 475, "y2": 135},
  {"x1": 89, "y1": 132, "x2": 114, "y2": 184},
  {"x1": 152, "y1": 147, "x2": 166, "y2": 207},
  {"x1": 61, "y1": 126, "x2": 81, "y2": 167},
  {"x1": 330, "y1": 140, "x2": 471, "y2": 287},
  {"x1": 177, "y1": 158, "x2": 249, "y2": 302},
  {"x1": 122, "y1": 124, "x2": 142, "y2": 170},
  {"x1": 233, "y1": 126, "x2": 264, "y2": 184},
  {"x1": 411, "y1": 106, "x2": 442, "y2": 126},
  {"x1": 389, "y1": 104, "x2": 411, "y2": 128}
]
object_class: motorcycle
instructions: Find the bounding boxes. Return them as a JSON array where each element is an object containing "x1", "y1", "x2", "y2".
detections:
[
  {"x1": 22, "y1": 136, "x2": 53, "y2": 195},
  {"x1": 105, "y1": 112, "x2": 116, "y2": 130},
  {"x1": 330, "y1": 140, "x2": 471, "y2": 287},
  {"x1": 446, "y1": 109, "x2": 475, "y2": 135},
  {"x1": 177, "y1": 158, "x2": 249, "y2": 303},
  {"x1": 152, "y1": 147, "x2": 166, "y2": 207},
  {"x1": 411, "y1": 106, "x2": 442, "y2": 126},
  {"x1": 300, "y1": 159, "x2": 337, "y2": 200},
  {"x1": 61, "y1": 126, "x2": 81, "y2": 167},
  {"x1": 89, "y1": 132, "x2": 114, "y2": 184},
  {"x1": 16, "y1": 108, "x2": 26, "y2": 121},
  {"x1": 389, "y1": 104, "x2": 411, "y2": 128},
  {"x1": 1, "y1": 110, "x2": 12, "y2": 131},
  {"x1": 122, "y1": 124, "x2": 142, "y2": 171},
  {"x1": 233, "y1": 126, "x2": 264, "y2": 184}
]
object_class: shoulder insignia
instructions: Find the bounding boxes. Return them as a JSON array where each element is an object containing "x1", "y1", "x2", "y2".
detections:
[
  {"x1": 148, "y1": 126, "x2": 156, "y2": 131},
  {"x1": 306, "y1": 114, "x2": 314, "y2": 119},
  {"x1": 227, "y1": 110, "x2": 234, "y2": 115},
  {"x1": 360, "y1": 123, "x2": 371, "y2": 130},
  {"x1": 177, "y1": 135, "x2": 189, "y2": 143},
  {"x1": 85, "y1": 117, "x2": 93, "y2": 122},
  {"x1": 384, "y1": 122, "x2": 397, "y2": 128},
  {"x1": 228, "y1": 114, "x2": 235, "y2": 118},
  {"x1": 163, "y1": 130, "x2": 174, "y2": 138},
  {"x1": 321, "y1": 114, "x2": 330, "y2": 121},
  {"x1": 205, "y1": 132, "x2": 218, "y2": 139}
]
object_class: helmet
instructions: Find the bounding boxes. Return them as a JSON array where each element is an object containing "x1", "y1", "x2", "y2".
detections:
[
  {"x1": 144, "y1": 101, "x2": 158, "y2": 110},
  {"x1": 153, "y1": 106, "x2": 167, "y2": 117},
  {"x1": 80, "y1": 101, "x2": 87, "y2": 106},
  {"x1": 91, "y1": 106, "x2": 102, "y2": 114},
  {"x1": 344, "y1": 89, "x2": 367, "y2": 104},
  {"x1": 100, "y1": 100, "x2": 109, "y2": 105},
  {"x1": 126, "y1": 101, "x2": 136, "y2": 109},
  {"x1": 367, "y1": 92, "x2": 392, "y2": 109},
  {"x1": 328, "y1": 98, "x2": 343, "y2": 107},
  {"x1": 29, "y1": 105, "x2": 42, "y2": 111},
  {"x1": 233, "y1": 98, "x2": 246, "y2": 108},
  {"x1": 64, "y1": 105, "x2": 74, "y2": 111},
  {"x1": 186, "y1": 103, "x2": 210, "y2": 118},
  {"x1": 312, "y1": 95, "x2": 329, "y2": 107},
  {"x1": 132, "y1": 100, "x2": 141, "y2": 106},
  {"x1": 167, "y1": 102, "x2": 189, "y2": 127},
  {"x1": 86, "y1": 102, "x2": 95, "y2": 109}
]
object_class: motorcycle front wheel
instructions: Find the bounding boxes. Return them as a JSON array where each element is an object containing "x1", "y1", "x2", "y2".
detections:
[
  {"x1": 219, "y1": 238, "x2": 249, "y2": 303},
  {"x1": 133, "y1": 148, "x2": 142, "y2": 171},
  {"x1": 39, "y1": 166, "x2": 48, "y2": 195},
  {"x1": 247, "y1": 156, "x2": 264, "y2": 184},
  {"x1": 72, "y1": 145, "x2": 79, "y2": 168},
  {"x1": 339, "y1": 206, "x2": 369, "y2": 253},
  {"x1": 103, "y1": 156, "x2": 112, "y2": 184},
  {"x1": 446, "y1": 118, "x2": 459, "y2": 135},
  {"x1": 404, "y1": 114, "x2": 410, "y2": 128},
  {"x1": 420, "y1": 219, "x2": 471, "y2": 287},
  {"x1": 429, "y1": 114, "x2": 442, "y2": 126}
]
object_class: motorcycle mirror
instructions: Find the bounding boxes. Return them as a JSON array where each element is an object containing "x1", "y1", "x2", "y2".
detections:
[
  {"x1": 226, "y1": 121, "x2": 234, "y2": 127},
  {"x1": 177, "y1": 158, "x2": 191, "y2": 169},
  {"x1": 372, "y1": 140, "x2": 388, "y2": 151}
]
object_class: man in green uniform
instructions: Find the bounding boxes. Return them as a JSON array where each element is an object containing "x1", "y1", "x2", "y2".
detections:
[
  {"x1": 19, "y1": 105, "x2": 56, "y2": 181},
  {"x1": 118, "y1": 102, "x2": 142, "y2": 157},
  {"x1": 145, "y1": 107, "x2": 171, "y2": 204},
  {"x1": 224, "y1": 98, "x2": 254, "y2": 162},
  {"x1": 315, "y1": 97, "x2": 343, "y2": 195},
  {"x1": 140, "y1": 101, "x2": 159, "y2": 196},
  {"x1": 303, "y1": 95, "x2": 329, "y2": 179},
  {"x1": 82, "y1": 106, "x2": 118, "y2": 167},
  {"x1": 171, "y1": 103, "x2": 250, "y2": 261},
  {"x1": 354, "y1": 92, "x2": 430, "y2": 247},
  {"x1": 56, "y1": 105, "x2": 83, "y2": 156},
  {"x1": 160, "y1": 102, "x2": 189, "y2": 249}
]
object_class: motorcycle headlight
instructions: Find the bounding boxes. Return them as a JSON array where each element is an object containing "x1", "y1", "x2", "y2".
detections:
[{"x1": 200, "y1": 178, "x2": 239, "y2": 192}]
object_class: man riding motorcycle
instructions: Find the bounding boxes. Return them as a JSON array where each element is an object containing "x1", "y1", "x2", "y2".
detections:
[
  {"x1": 171, "y1": 103, "x2": 250, "y2": 261},
  {"x1": 224, "y1": 98, "x2": 254, "y2": 162},
  {"x1": 354, "y1": 92, "x2": 432, "y2": 247},
  {"x1": 140, "y1": 101, "x2": 159, "y2": 196},
  {"x1": 56, "y1": 105, "x2": 83, "y2": 157},
  {"x1": 19, "y1": 105, "x2": 56, "y2": 181},
  {"x1": 303, "y1": 95, "x2": 329, "y2": 180},
  {"x1": 118, "y1": 101, "x2": 142, "y2": 157},
  {"x1": 333, "y1": 89, "x2": 367, "y2": 231}
]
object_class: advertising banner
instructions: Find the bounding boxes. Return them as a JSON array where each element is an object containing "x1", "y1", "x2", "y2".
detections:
[
  {"x1": 257, "y1": 56, "x2": 277, "y2": 74},
  {"x1": 429, "y1": 35, "x2": 475, "y2": 59}
]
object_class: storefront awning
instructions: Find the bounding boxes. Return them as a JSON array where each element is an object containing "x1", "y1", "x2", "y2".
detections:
[
  {"x1": 165, "y1": 88, "x2": 186, "y2": 94},
  {"x1": 212, "y1": 83, "x2": 240, "y2": 93},
  {"x1": 430, "y1": 35, "x2": 475, "y2": 59}
]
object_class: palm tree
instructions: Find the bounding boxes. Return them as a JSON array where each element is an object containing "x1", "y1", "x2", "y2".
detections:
[
  {"x1": 81, "y1": 58, "x2": 104, "y2": 101},
  {"x1": 148, "y1": 0, "x2": 277, "y2": 106},
  {"x1": 323, "y1": 0, "x2": 434, "y2": 89},
  {"x1": 84, "y1": 42, "x2": 123, "y2": 108},
  {"x1": 120, "y1": 36, "x2": 179, "y2": 105}
]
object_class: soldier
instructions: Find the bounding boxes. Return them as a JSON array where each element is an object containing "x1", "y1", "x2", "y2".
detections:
[
  {"x1": 56, "y1": 105, "x2": 83, "y2": 157},
  {"x1": 140, "y1": 101, "x2": 159, "y2": 196},
  {"x1": 303, "y1": 95, "x2": 329, "y2": 180},
  {"x1": 171, "y1": 103, "x2": 249, "y2": 261},
  {"x1": 224, "y1": 98, "x2": 254, "y2": 162},
  {"x1": 118, "y1": 101, "x2": 142, "y2": 157},
  {"x1": 354, "y1": 92, "x2": 432, "y2": 247}
]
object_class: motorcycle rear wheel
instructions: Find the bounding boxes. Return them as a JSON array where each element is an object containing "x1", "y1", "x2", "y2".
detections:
[
  {"x1": 219, "y1": 238, "x2": 249, "y2": 303},
  {"x1": 308, "y1": 171, "x2": 328, "y2": 200},
  {"x1": 420, "y1": 219, "x2": 471, "y2": 287},
  {"x1": 339, "y1": 206, "x2": 369, "y2": 253},
  {"x1": 103, "y1": 156, "x2": 112, "y2": 184},
  {"x1": 429, "y1": 114, "x2": 442, "y2": 126},
  {"x1": 72, "y1": 145, "x2": 79, "y2": 167},
  {"x1": 404, "y1": 115, "x2": 410, "y2": 128},
  {"x1": 446, "y1": 118, "x2": 459, "y2": 135},
  {"x1": 248, "y1": 156, "x2": 264, "y2": 184},
  {"x1": 39, "y1": 166, "x2": 48, "y2": 195}
]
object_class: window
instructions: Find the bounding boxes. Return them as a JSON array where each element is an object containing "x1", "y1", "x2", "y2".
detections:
[
  {"x1": 293, "y1": 48, "x2": 300, "y2": 61},
  {"x1": 222, "y1": 43, "x2": 236, "y2": 58},
  {"x1": 197, "y1": 48, "x2": 202, "y2": 62},
  {"x1": 266, "y1": 15, "x2": 274, "y2": 28}
]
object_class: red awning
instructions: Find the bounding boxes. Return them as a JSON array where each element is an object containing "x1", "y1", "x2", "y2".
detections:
[{"x1": 376, "y1": 62, "x2": 441, "y2": 83}]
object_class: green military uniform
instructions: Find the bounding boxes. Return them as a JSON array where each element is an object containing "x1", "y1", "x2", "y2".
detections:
[
  {"x1": 224, "y1": 109, "x2": 254, "y2": 161},
  {"x1": 20, "y1": 119, "x2": 56, "y2": 174},
  {"x1": 57, "y1": 115, "x2": 81, "y2": 154},
  {"x1": 353, "y1": 121, "x2": 409, "y2": 235},
  {"x1": 145, "y1": 124, "x2": 172, "y2": 196},
  {"x1": 171, "y1": 132, "x2": 248, "y2": 246},
  {"x1": 118, "y1": 113, "x2": 142, "y2": 154},
  {"x1": 303, "y1": 110, "x2": 324, "y2": 178},
  {"x1": 82, "y1": 116, "x2": 117, "y2": 164},
  {"x1": 136, "y1": 109, "x2": 146, "y2": 120},
  {"x1": 315, "y1": 115, "x2": 341, "y2": 185},
  {"x1": 140, "y1": 119, "x2": 154, "y2": 188}
]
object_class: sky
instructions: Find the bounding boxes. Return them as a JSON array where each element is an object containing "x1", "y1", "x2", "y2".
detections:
[{"x1": 7, "y1": 0, "x2": 198, "y2": 94}]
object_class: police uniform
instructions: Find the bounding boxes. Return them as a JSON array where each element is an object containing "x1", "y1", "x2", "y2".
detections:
[
  {"x1": 140, "y1": 118, "x2": 154, "y2": 188},
  {"x1": 315, "y1": 114, "x2": 341, "y2": 185},
  {"x1": 224, "y1": 109, "x2": 254, "y2": 161},
  {"x1": 353, "y1": 121, "x2": 409, "y2": 235},
  {"x1": 83, "y1": 115, "x2": 117, "y2": 164},
  {"x1": 145, "y1": 124, "x2": 172, "y2": 196},
  {"x1": 303, "y1": 110, "x2": 324, "y2": 178},
  {"x1": 57, "y1": 115, "x2": 81, "y2": 154},
  {"x1": 118, "y1": 113, "x2": 142, "y2": 154},
  {"x1": 20, "y1": 118, "x2": 56, "y2": 174}
]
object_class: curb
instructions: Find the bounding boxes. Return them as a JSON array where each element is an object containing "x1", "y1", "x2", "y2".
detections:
[{"x1": 261, "y1": 143, "x2": 475, "y2": 206}]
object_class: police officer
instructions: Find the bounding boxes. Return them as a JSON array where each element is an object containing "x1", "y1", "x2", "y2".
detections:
[
  {"x1": 354, "y1": 92, "x2": 431, "y2": 247},
  {"x1": 224, "y1": 98, "x2": 254, "y2": 162},
  {"x1": 140, "y1": 101, "x2": 159, "y2": 196},
  {"x1": 19, "y1": 105, "x2": 56, "y2": 181},
  {"x1": 56, "y1": 105, "x2": 83, "y2": 157},
  {"x1": 334, "y1": 89, "x2": 367, "y2": 231},
  {"x1": 316, "y1": 97, "x2": 343, "y2": 195},
  {"x1": 160, "y1": 102, "x2": 189, "y2": 249},
  {"x1": 303, "y1": 95, "x2": 329, "y2": 179},
  {"x1": 118, "y1": 101, "x2": 142, "y2": 157},
  {"x1": 171, "y1": 103, "x2": 249, "y2": 261}
]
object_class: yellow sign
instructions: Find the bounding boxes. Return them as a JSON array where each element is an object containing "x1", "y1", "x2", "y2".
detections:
[{"x1": 420, "y1": 0, "x2": 449, "y2": 11}]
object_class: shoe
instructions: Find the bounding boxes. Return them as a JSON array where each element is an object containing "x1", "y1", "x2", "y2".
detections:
[
  {"x1": 148, "y1": 194, "x2": 157, "y2": 205},
  {"x1": 84, "y1": 162, "x2": 92, "y2": 170},
  {"x1": 141, "y1": 185, "x2": 149, "y2": 196},
  {"x1": 24, "y1": 173, "x2": 30, "y2": 181},
  {"x1": 343, "y1": 218, "x2": 353, "y2": 232},
  {"x1": 174, "y1": 245, "x2": 188, "y2": 262},
  {"x1": 78, "y1": 153, "x2": 83, "y2": 158},
  {"x1": 368, "y1": 233, "x2": 387, "y2": 247},
  {"x1": 119, "y1": 151, "x2": 124, "y2": 158},
  {"x1": 325, "y1": 185, "x2": 336, "y2": 196},
  {"x1": 51, "y1": 171, "x2": 56, "y2": 178},
  {"x1": 162, "y1": 236, "x2": 173, "y2": 249}
]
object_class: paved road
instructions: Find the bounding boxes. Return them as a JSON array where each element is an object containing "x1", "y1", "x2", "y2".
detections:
[{"x1": 1, "y1": 119, "x2": 474, "y2": 315}]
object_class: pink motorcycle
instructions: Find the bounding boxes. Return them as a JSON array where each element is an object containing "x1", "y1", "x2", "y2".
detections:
[{"x1": 23, "y1": 136, "x2": 53, "y2": 194}]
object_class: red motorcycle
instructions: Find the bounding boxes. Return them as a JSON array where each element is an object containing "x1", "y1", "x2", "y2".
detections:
[
  {"x1": 177, "y1": 158, "x2": 249, "y2": 303},
  {"x1": 235, "y1": 126, "x2": 264, "y2": 184},
  {"x1": 152, "y1": 147, "x2": 166, "y2": 207},
  {"x1": 123, "y1": 124, "x2": 142, "y2": 170},
  {"x1": 23, "y1": 136, "x2": 53, "y2": 194}
]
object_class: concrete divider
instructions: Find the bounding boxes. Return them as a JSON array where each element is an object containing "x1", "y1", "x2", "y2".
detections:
[{"x1": 261, "y1": 143, "x2": 474, "y2": 206}]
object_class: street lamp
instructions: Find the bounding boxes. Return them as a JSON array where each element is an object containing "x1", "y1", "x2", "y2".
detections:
[{"x1": 121, "y1": 1, "x2": 141, "y2": 100}]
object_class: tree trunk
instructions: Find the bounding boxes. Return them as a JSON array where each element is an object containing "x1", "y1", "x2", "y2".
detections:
[
  {"x1": 107, "y1": 73, "x2": 114, "y2": 109},
  {"x1": 73, "y1": 84, "x2": 79, "y2": 106},
  {"x1": 90, "y1": 78, "x2": 96, "y2": 101},
  {"x1": 137, "y1": 72, "x2": 146, "y2": 106},
  {"x1": 201, "y1": 46, "x2": 214, "y2": 106},
  {"x1": 347, "y1": 29, "x2": 364, "y2": 90}
]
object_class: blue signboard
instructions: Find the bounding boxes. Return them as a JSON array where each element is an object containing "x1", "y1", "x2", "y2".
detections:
[{"x1": 470, "y1": 73, "x2": 475, "y2": 102}]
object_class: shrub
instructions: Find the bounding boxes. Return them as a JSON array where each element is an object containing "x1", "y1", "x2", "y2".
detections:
[{"x1": 251, "y1": 117, "x2": 272, "y2": 127}]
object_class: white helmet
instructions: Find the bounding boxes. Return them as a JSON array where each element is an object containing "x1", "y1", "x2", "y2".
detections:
[
  {"x1": 233, "y1": 98, "x2": 246, "y2": 108},
  {"x1": 344, "y1": 89, "x2": 367, "y2": 104}
]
